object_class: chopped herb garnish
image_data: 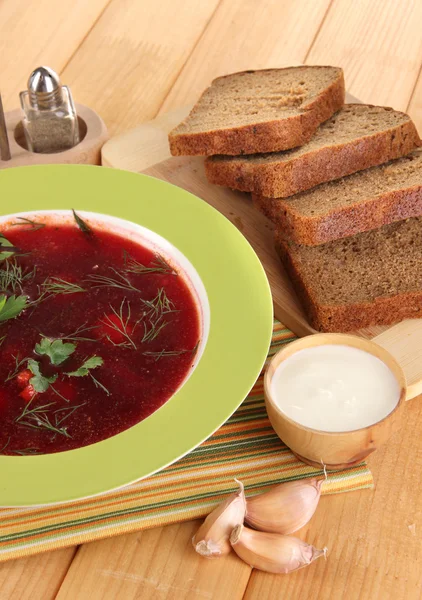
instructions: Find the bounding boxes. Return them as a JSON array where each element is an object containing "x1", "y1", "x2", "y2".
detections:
[
  {"x1": 72, "y1": 209, "x2": 92, "y2": 234},
  {"x1": 0, "y1": 234, "x2": 19, "y2": 261},
  {"x1": 0, "y1": 437, "x2": 10, "y2": 453},
  {"x1": 0, "y1": 294, "x2": 28, "y2": 322},
  {"x1": 124, "y1": 252, "x2": 176, "y2": 276},
  {"x1": 15, "y1": 397, "x2": 83, "y2": 439},
  {"x1": 101, "y1": 299, "x2": 138, "y2": 349},
  {"x1": 66, "y1": 355, "x2": 103, "y2": 377},
  {"x1": 5, "y1": 355, "x2": 30, "y2": 382},
  {"x1": 142, "y1": 318, "x2": 168, "y2": 343},
  {"x1": 57, "y1": 322, "x2": 100, "y2": 342},
  {"x1": 87, "y1": 268, "x2": 140, "y2": 293},
  {"x1": 142, "y1": 287, "x2": 177, "y2": 317},
  {"x1": 54, "y1": 403, "x2": 86, "y2": 426},
  {"x1": 143, "y1": 348, "x2": 191, "y2": 361},
  {"x1": 90, "y1": 373, "x2": 111, "y2": 396},
  {"x1": 13, "y1": 448, "x2": 41, "y2": 456},
  {"x1": 35, "y1": 337, "x2": 76, "y2": 366},
  {"x1": 41, "y1": 277, "x2": 86, "y2": 296},
  {"x1": 11, "y1": 217, "x2": 45, "y2": 231},
  {"x1": 66, "y1": 356, "x2": 110, "y2": 396},
  {"x1": 0, "y1": 261, "x2": 36, "y2": 294},
  {"x1": 0, "y1": 334, "x2": 5, "y2": 347},
  {"x1": 27, "y1": 359, "x2": 58, "y2": 393}
]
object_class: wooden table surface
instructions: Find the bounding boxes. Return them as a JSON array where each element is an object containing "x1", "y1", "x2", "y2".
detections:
[{"x1": 1, "y1": 1, "x2": 422, "y2": 598}]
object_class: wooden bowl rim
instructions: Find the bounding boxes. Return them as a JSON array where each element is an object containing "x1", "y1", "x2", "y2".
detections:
[{"x1": 264, "y1": 333, "x2": 407, "y2": 436}]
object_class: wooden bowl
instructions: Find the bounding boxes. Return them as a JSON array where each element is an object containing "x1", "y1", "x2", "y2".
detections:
[{"x1": 264, "y1": 333, "x2": 407, "y2": 470}]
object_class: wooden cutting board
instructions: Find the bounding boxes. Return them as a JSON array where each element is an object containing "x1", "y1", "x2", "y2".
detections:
[{"x1": 101, "y1": 96, "x2": 416, "y2": 340}]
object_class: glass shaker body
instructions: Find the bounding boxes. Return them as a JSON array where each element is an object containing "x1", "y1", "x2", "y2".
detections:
[{"x1": 20, "y1": 86, "x2": 80, "y2": 154}]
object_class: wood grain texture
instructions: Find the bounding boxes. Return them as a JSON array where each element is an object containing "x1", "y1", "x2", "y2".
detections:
[
  {"x1": 374, "y1": 320, "x2": 422, "y2": 401},
  {"x1": 56, "y1": 521, "x2": 251, "y2": 599},
  {"x1": 160, "y1": 0, "x2": 332, "y2": 113},
  {"x1": 0, "y1": 547, "x2": 76, "y2": 600},
  {"x1": 408, "y1": 68, "x2": 422, "y2": 135},
  {"x1": 0, "y1": 0, "x2": 111, "y2": 112},
  {"x1": 61, "y1": 0, "x2": 221, "y2": 135},
  {"x1": 246, "y1": 395, "x2": 422, "y2": 600},
  {"x1": 306, "y1": 0, "x2": 422, "y2": 110}
]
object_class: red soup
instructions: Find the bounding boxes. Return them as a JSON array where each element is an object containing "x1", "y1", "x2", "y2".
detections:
[{"x1": 0, "y1": 213, "x2": 201, "y2": 455}]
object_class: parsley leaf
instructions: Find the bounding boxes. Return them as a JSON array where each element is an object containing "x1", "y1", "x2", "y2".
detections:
[
  {"x1": 72, "y1": 209, "x2": 92, "y2": 234},
  {"x1": 0, "y1": 234, "x2": 17, "y2": 261},
  {"x1": 66, "y1": 356, "x2": 103, "y2": 377},
  {"x1": 27, "y1": 359, "x2": 57, "y2": 393},
  {"x1": 35, "y1": 338, "x2": 76, "y2": 366},
  {"x1": 0, "y1": 294, "x2": 28, "y2": 322}
]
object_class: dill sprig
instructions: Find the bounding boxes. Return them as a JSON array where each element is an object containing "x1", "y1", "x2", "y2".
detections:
[
  {"x1": 5, "y1": 354, "x2": 30, "y2": 382},
  {"x1": 72, "y1": 209, "x2": 92, "y2": 234},
  {"x1": 101, "y1": 298, "x2": 138, "y2": 349},
  {"x1": 141, "y1": 287, "x2": 177, "y2": 317},
  {"x1": 90, "y1": 373, "x2": 111, "y2": 396},
  {"x1": 11, "y1": 217, "x2": 45, "y2": 231},
  {"x1": 86, "y1": 268, "x2": 140, "y2": 293},
  {"x1": 41, "y1": 277, "x2": 86, "y2": 296},
  {"x1": 15, "y1": 398, "x2": 85, "y2": 439},
  {"x1": 0, "y1": 261, "x2": 35, "y2": 294},
  {"x1": 143, "y1": 348, "x2": 189, "y2": 361},
  {"x1": 31, "y1": 277, "x2": 86, "y2": 307},
  {"x1": 0, "y1": 437, "x2": 10, "y2": 453},
  {"x1": 13, "y1": 448, "x2": 41, "y2": 456},
  {"x1": 141, "y1": 318, "x2": 168, "y2": 343},
  {"x1": 56, "y1": 322, "x2": 100, "y2": 343},
  {"x1": 143, "y1": 341, "x2": 200, "y2": 361},
  {"x1": 124, "y1": 252, "x2": 176, "y2": 276}
]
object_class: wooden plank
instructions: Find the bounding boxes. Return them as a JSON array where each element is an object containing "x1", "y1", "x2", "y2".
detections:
[
  {"x1": 56, "y1": 521, "x2": 251, "y2": 599},
  {"x1": 407, "y1": 69, "x2": 422, "y2": 135},
  {"x1": 61, "y1": 0, "x2": 221, "y2": 136},
  {"x1": 160, "y1": 0, "x2": 332, "y2": 113},
  {"x1": 245, "y1": 395, "x2": 422, "y2": 599},
  {"x1": 306, "y1": 0, "x2": 422, "y2": 111},
  {"x1": 0, "y1": 0, "x2": 111, "y2": 112},
  {"x1": 0, "y1": 547, "x2": 76, "y2": 600}
]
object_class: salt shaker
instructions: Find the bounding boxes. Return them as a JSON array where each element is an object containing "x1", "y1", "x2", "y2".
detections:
[{"x1": 19, "y1": 66, "x2": 80, "y2": 153}]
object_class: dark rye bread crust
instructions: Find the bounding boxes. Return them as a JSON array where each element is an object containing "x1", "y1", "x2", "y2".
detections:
[
  {"x1": 206, "y1": 105, "x2": 421, "y2": 197},
  {"x1": 275, "y1": 220, "x2": 422, "y2": 332},
  {"x1": 253, "y1": 151, "x2": 422, "y2": 245},
  {"x1": 169, "y1": 67, "x2": 345, "y2": 156}
]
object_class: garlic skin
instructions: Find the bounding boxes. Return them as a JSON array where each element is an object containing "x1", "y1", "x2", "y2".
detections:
[
  {"x1": 245, "y1": 478, "x2": 323, "y2": 534},
  {"x1": 230, "y1": 524, "x2": 326, "y2": 574},
  {"x1": 193, "y1": 480, "x2": 246, "y2": 558}
]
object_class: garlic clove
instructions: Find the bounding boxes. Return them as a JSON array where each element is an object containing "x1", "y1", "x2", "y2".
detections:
[
  {"x1": 193, "y1": 479, "x2": 246, "y2": 558},
  {"x1": 245, "y1": 478, "x2": 323, "y2": 535},
  {"x1": 230, "y1": 524, "x2": 326, "y2": 574}
]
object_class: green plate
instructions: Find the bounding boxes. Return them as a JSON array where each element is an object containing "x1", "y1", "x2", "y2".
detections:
[{"x1": 0, "y1": 165, "x2": 273, "y2": 506}]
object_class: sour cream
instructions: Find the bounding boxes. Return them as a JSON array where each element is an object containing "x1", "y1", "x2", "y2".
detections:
[{"x1": 270, "y1": 345, "x2": 401, "y2": 432}]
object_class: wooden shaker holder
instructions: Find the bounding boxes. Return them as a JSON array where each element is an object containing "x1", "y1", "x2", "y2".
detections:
[{"x1": 0, "y1": 104, "x2": 108, "y2": 169}]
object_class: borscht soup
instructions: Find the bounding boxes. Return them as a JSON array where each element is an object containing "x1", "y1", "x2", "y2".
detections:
[{"x1": 0, "y1": 211, "x2": 201, "y2": 455}]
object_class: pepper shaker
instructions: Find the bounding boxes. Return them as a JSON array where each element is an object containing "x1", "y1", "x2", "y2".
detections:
[{"x1": 19, "y1": 66, "x2": 80, "y2": 154}]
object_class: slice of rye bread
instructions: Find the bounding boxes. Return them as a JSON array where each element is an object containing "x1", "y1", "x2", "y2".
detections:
[
  {"x1": 206, "y1": 104, "x2": 421, "y2": 197},
  {"x1": 168, "y1": 66, "x2": 345, "y2": 156},
  {"x1": 275, "y1": 217, "x2": 422, "y2": 332},
  {"x1": 254, "y1": 150, "x2": 422, "y2": 245}
]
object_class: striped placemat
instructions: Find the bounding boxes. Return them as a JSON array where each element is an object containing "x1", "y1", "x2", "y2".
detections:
[{"x1": 0, "y1": 321, "x2": 373, "y2": 562}]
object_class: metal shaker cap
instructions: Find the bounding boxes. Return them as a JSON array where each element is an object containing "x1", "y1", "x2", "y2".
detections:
[{"x1": 27, "y1": 66, "x2": 63, "y2": 110}]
